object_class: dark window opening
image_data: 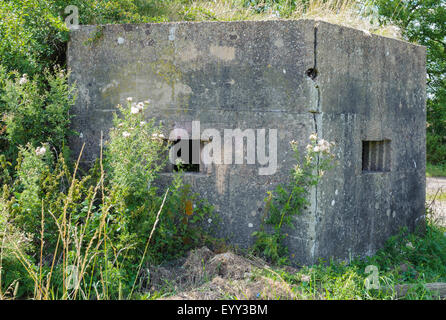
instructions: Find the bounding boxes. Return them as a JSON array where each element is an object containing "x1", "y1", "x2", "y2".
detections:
[
  {"x1": 171, "y1": 139, "x2": 201, "y2": 172},
  {"x1": 362, "y1": 140, "x2": 391, "y2": 172}
]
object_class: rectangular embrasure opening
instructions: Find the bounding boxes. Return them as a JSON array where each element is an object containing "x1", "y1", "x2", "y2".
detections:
[
  {"x1": 362, "y1": 140, "x2": 391, "y2": 172},
  {"x1": 170, "y1": 139, "x2": 201, "y2": 172}
]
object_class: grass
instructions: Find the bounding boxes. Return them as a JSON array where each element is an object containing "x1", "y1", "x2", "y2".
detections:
[
  {"x1": 140, "y1": 0, "x2": 401, "y2": 38},
  {"x1": 0, "y1": 144, "x2": 169, "y2": 300},
  {"x1": 257, "y1": 210, "x2": 446, "y2": 300},
  {"x1": 427, "y1": 190, "x2": 446, "y2": 202},
  {"x1": 427, "y1": 162, "x2": 446, "y2": 178},
  {"x1": 234, "y1": 218, "x2": 446, "y2": 299}
]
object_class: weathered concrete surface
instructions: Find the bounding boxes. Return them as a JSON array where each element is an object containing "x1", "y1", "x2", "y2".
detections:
[{"x1": 67, "y1": 19, "x2": 426, "y2": 265}]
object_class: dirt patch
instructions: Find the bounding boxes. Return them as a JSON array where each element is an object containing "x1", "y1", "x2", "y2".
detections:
[
  {"x1": 167, "y1": 276, "x2": 301, "y2": 300},
  {"x1": 143, "y1": 247, "x2": 301, "y2": 300}
]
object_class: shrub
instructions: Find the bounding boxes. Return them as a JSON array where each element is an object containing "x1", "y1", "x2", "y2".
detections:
[
  {"x1": 0, "y1": 67, "x2": 75, "y2": 165},
  {"x1": 426, "y1": 132, "x2": 446, "y2": 166},
  {"x1": 104, "y1": 99, "x2": 217, "y2": 265}
]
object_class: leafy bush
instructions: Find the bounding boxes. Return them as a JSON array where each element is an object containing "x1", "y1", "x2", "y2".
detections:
[
  {"x1": 0, "y1": 0, "x2": 169, "y2": 76},
  {"x1": 426, "y1": 132, "x2": 446, "y2": 166},
  {"x1": 104, "y1": 99, "x2": 217, "y2": 265},
  {"x1": 0, "y1": 67, "x2": 75, "y2": 165},
  {"x1": 375, "y1": 0, "x2": 446, "y2": 166},
  {"x1": 0, "y1": 0, "x2": 68, "y2": 75}
]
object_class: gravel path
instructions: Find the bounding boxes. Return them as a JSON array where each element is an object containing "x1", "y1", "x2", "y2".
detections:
[{"x1": 426, "y1": 177, "x2": 446, "y2": 226}]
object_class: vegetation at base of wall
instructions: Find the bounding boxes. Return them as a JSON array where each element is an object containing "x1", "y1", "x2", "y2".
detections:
[
  {"x1": 139, "y1": 213, "x2": 445, "y2": 300},
  {"x1": 252, "y1": 134, "x2": 336, "y2": 265},
  {"x1": 262, "y1": 215, "x2": 446, "y2": 300}
]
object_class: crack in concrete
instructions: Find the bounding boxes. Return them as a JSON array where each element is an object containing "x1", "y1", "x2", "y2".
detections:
[{"x1": 308, "y1": 23, "x2": 321, "y2": 259}]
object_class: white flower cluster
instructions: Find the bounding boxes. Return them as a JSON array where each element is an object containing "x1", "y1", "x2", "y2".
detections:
[
  {"x1": 19, "y1": 74, "x2": 28, "y2": 85},
  {"x1": 127, "y1": 98, "x2": 150, "y2": 115},
  {"x1": 306, "y1": 133, "x2": 335, "y2": 154},
  {"x1": 122, "y1": 131, "x2": 131, "y2": 138},
  {"x1": 175, "y1": 158, "x2": 184, "y2": 166},
  {"x1": 151, "y1": 132, "x2": 165, "y2": 140},
  {"x1": 35, "y1": 146, "x2": 46, "y2": 156},
  {"x1": 131, "y1": 102, "x2": 145, "y2": 114},
  {"x1": 290, "y1": 134, "x2": 335, "y2": 154}
]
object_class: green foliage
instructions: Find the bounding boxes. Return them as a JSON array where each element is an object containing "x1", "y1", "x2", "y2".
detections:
[
  {"x1": 426, "y1": 161, "x2": 446, "y2": 177},
  {"x1": 0, "y1": 111, "x2": 217, "y2": 298},
  {"x1": 365, "y1": 222, "x2": 446, "y2": 284},
  {"x1": 0, "y1": 67, "x2": 75, "y2": 165},
  {"x1": 0, "y1": 0, "x2": 222, "y2": 299},
  {"x1": 0, "y1": 0, "x2": 174, "y2": 76},
  {"x1": 253, "y1": 134, "x2": 336, "y2": 264},
  {"x1": 427, "y1": 132, "x2": 446, "y2": 167},
  {"x1": 0, "y1": 0, "x2": 69, "y2": 75},
  {"x1": 375, "y1": 0, "x2": 446, "y2": 165},
  {"x1": 104, "y1": 100, "x2": 217, "y2": 266},
  {"x1": 259, "y1": 219, "x2": 446, "y2": 300},
  {"x1": 0, "y1": 185, "x2": 35, "y2": 298},
  {"x1": 242, "y1": 0, "x2": 300, "y2": 15},
  {"x1": 105, "y1": 100, "x2": 167, "y2": 203}
]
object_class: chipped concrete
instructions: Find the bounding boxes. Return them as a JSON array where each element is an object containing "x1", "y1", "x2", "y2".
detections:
[{"x1": 209, "y1": 45, "x2": 236, "y2": 61}]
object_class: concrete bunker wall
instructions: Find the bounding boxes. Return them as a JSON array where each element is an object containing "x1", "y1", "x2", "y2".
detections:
[{"x1": 67, "y1": 19, "x2": 426, "y2": 265}]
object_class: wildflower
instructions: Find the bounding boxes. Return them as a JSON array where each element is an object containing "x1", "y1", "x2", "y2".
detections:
[
  {"x1": 126, "y1": 97, "x2": 133, "y2": 102},
  {"x1": 144, "y1": 100, "x2": 150, "y2": 105},
  {"x1": 317, "y1": 139, "x2": 331, "y2": 152},
  {"x1": 19, "y1": 74, "x2": 28, "y2": 85},
  {"x1": 122, "y1": 131, "x2": 131, "y2": 138},
  {"x1": 130, "y1": 106, "x2": 140, "y2": 114},
  {"x1": 406, "y1": 242, "x2": 414, "y2": 249},
  {"x1": 208, "y1": 218, "x2": 212, "y2": 224},
  {"x1": 309, "y1": 133, "x2": 317, "y2": 141},
  {"x1": 137, "y1": 102, "x2": 144, "y2": 111},
  {"x1": 140, "y1": 121, "x2": 147, "y2": 126},
  {"x1": 35, "y1": 146, "x2": 46, "y2": 156},
  {"x1": 289, "y1": 140, "x2": 298, "y2": 146},
  {"x1": 117, "y1": 123, "x2": 124, "y2": 127},
  {"x1": 152, "y1": 133, "x2": 165, "y2": 140},
  {"x1": 313, "y1": 146, "x2": 320, "y2": 153},
  {"x1": 301, "y1": 274, "x2": 311, "y2": 282},
  {"x1": 306, "y1": 144, "x2": 313, "y2": 152}
]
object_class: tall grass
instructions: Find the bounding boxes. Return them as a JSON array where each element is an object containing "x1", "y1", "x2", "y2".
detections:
[
  {"x1": 0, "y1": 141, "x2": 168, "y2": 300},
  {"x1": 162, "y1": 0, "x2": 401, "y2": 38}
]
